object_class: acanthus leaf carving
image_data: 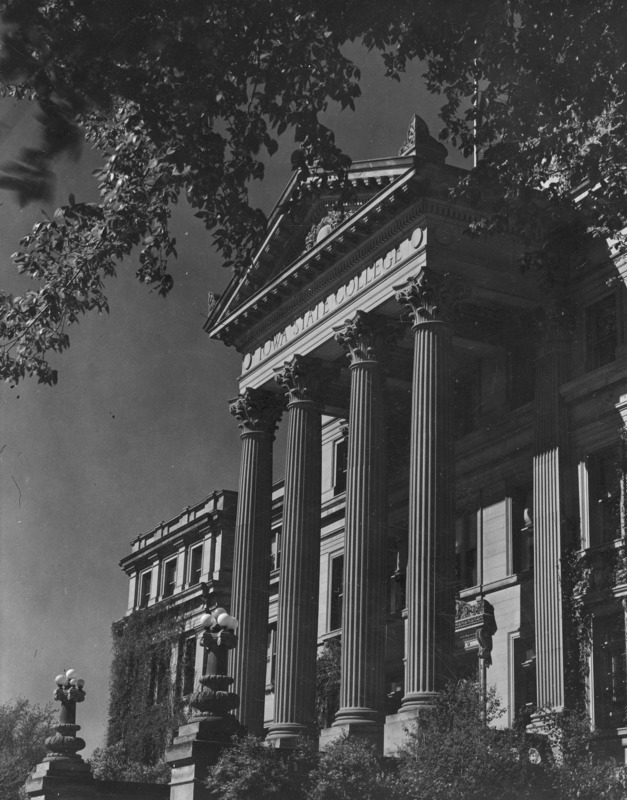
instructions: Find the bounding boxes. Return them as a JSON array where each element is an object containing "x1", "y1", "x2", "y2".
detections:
[
  {"x1": 333, "y1": 310, "x2": 401, "y2": 365},
  {"x1": 274, "y1": 354, "x2": 329, "y2": 405},
  {"x1": 394, "y1": 268, "x2": 464, "y2": 326},
  {"x1": 229, "y1": 387, "x2": 286, "y2": 436}
]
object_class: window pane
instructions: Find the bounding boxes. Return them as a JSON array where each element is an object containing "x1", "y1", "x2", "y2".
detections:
[
  {"x1": 330, "y1": 555, "x2": 344, "y2": 631},
  {"x1": 139, "y1": 572, "x2": 152, "y2": 607},
  {"x1": 334, "y1": 438, "x2": 348, "y2": 495},
  {"x1": 163, "y1": 560, "x2": 176, "y2": 598},
  {"x1": 189, "y1": 545, "x2": 202, "y2": 586}
]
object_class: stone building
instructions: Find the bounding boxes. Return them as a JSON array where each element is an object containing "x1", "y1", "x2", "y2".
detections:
[{"x1": 119, "y1": 116, "x2": 627, "y2": 758}]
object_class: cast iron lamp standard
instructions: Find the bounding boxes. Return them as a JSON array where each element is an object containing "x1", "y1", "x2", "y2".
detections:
[
  {"x1": 166, "y1": 608, "x2": 242, "y2": 794},
  {"x1": 189, "y1": 608, "x2": 241, "y2": 732},
  {"x1": 45, "y1": 668, "x2": 87, "y2": 763}
]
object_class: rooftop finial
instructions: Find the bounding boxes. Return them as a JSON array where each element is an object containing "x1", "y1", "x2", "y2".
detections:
[{"x1": 398, "y1": 115, "x2": 448, "y2": 163}]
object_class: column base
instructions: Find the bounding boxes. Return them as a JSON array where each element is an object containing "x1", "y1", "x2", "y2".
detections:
[
  {"x1": 325, "y1": 709, "x2": 384, "y2": 753},
  {"x1": 400, "y1": 691, "x2": 439, "y2": 713},
  {"x1": 321, "y1": 721, "x2": 383, "y2": 754},
  {"x1": 266, "y1": 722, "x2": 317, "y2": 749}
]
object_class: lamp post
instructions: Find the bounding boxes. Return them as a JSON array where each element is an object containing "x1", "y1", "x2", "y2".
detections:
[
  {"x1": 167, "y1": 607, "x2": 242, "y2": 797},
  {"x1": 45, "y1": 669, "x2": 87, "y2": 762},
  {"x1": 189, "y1": 608, "x2": 240, "y2": 725}
]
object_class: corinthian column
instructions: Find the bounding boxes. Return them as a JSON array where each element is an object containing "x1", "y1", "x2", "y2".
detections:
[
  {"x1": 331, "y1": 311, "x2": 395, "y2": 745},
  {"x1": 228, "y1": 388, "x2": 285, "y2": 735},
  {"x1": 394, "y1": 269, "x2": 457, "y2": 711},
  {"x1": 267, "y1": 355, "x2": 325, "y2": 747}
]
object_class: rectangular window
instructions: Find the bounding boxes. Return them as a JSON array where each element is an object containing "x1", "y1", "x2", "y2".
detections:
[
  {"x1": 189, "y1": 545, "x2": 203, "y2": 586},
  {"x1": 265, "y1": 624, "x2": 277, "y2": 690},
  {"x1": 513, "y1": 637, "x2": 537, "y2": 723},
  {"x1": 162, "y1": 559, "x2": 177, "y2": 598},
  {"x1": 329, "y1": 555, "x2": 344, "y2": 631},
  {"x1": 589, "y1": 449, "x2": 621, "y2": 545},
  {"x1": 455, "y1": 512, "x2": 478, "y2": 589},
  {"x1": 333, "y1": 437, "x2": 348, "y2": 496},
  {"x1": 455, "y1": 648, "x2": 479, "y2": 681},
  {"x1": 511, "y1": 488, "x2": 534, "y2": 573},
  {"x1": 139, "y1": 571, "x2": 152, "y2": 608},
  {"x1": 593, "y1": 615, "x2": 626, "y2": 729},
  {"x1": 270, "y1": 530, "x2": 281, "y2": 572},
  {"x1": 586, "y1": 294, "x2": 617, "y2": 370}
]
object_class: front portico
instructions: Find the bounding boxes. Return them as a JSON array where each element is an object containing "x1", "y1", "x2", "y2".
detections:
[{"x1": 204, "y1": 116, "x2": 544, "y2": 750}]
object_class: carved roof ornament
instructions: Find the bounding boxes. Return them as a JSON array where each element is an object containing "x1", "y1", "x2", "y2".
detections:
[
  {"x1": 394, "y1": 269, "x2": 465, "y2": 326},
  {"x1": 274, "y1": 354, "x2": 327, "y2": 405},
  {"x1": 398, "y1": 114, "x2": 448, "y2": 163},
  {"x1": 228, "y1": 387, "x2": 286, "y2": 437},
  {"x1": 207, "y1": 291, "x2": 221, "y2": 317},
  {"x1": 304, "y1": 210, "x2": 346, "y2": 252},
  {"x1": 333, "y1": 310, "x2": 401, "y2": 365}
]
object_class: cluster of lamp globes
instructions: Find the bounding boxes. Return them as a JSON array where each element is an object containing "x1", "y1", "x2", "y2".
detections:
[
  {"x1": 199, "y1": 608, "x2": 239, "y2": 631},
  {"x1": 54, "y1": 669, "x2": 85, "y2": 699}
]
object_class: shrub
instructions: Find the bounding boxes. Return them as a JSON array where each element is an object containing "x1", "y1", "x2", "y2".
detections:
[
  {"x1": 540, "y1": 709, "x2": 627, "y2": 800},
  {"x1": 89, "y1": 741, "x2": 170, "y2": 784},
  {"x1": 306, "y1": 736, "x2": 395, "y2": 800},
  {"x1": 395, "y1": 680, "x2": 539, "y2": 800},
  {"x1": 206, "y1": 735, "x2": 316, "y2": 800}
]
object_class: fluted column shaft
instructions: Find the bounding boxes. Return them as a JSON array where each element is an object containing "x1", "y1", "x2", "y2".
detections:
[
  {"x1": 332, "y1": 312, "x2": 392, "y2": 738},
  {"x1": 267, "y1": 357, "x2": 324, "y2": 746},
  {"x1": 229, "y1": 389, "x2": 284, "y2": 735},
  {"x1": 533, "y1": 332, "x2": 570, "y2": 709},
  {"x1": 395, "y1": 270, "x2": 456, "y2": 710}
]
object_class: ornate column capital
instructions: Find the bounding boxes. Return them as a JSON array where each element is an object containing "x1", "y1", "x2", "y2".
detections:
[
  {"x1": 394, "y1": 268, "x2": 463, "y2": 326},
  {"x1": 274, "y1": 355, "x2": 330, "y2": 406},
  {"x1": 333, "y1": 311, "x2": 400, "y2": 365},
  {"x1": 229, "y1": 388, "x2": 286, "y2": 437}
]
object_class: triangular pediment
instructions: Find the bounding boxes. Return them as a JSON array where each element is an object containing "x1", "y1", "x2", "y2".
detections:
[{"x1": 205, "y1": 154, "x2": 421, "y2": 339}]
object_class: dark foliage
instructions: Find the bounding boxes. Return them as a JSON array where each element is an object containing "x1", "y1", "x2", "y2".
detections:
[
  {"x1": 307, "y1": 736, "x2": 394, "y2": 800},
  {"x1": 1, "y1": 2, "x2": 627, "y2": 383},
  {"x1": 206, "y1": 735, "x2": 316, "y2": 800},
  {"x1": 89, "y1": 741, "x2": 170, "y2": 784},
  {"x1": 394, "y1": 680, "x2": 540, "y2": 800},
  {"x1": 106, "y1": 605, "x2": 185, "y2": 766},
  {"x1": 315, "y1": 637, "x2": 341, "y2": 730},
  {"x1": 0, "y1": 697, "x2": 55, "y2": 800}
]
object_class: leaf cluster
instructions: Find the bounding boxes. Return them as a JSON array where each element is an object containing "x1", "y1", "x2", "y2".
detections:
[
  {"x1": 0, "y1": 697, "x2": 54, "y2": 800},
  {"x1": 89, "y1": 740, "x2": 170, "y2": 784},
  {"x1": 2, "y1": 2, "x2": 627, "y2": 383},
  {"x1": 394, "y1": 680, "x2": 539, "y2": 800},
  {"x1": 206, "y1": 734, "x2": 316, "y2": 800}
]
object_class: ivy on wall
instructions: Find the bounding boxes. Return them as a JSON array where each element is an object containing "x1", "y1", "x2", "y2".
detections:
[
  {"x1": 107, "y1": 605, "x2": 186, "y2": 764},
  {"x1": 315, "y1": 638, "x2": 341, "y2": 730},
  {"x1": 561, "y1": 544, "x2": 592, "y2": 712}
]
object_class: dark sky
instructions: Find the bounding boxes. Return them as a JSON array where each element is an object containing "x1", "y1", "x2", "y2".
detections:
[{"x1": 0, "y1": 43, "x2": 468, "y2": 755}]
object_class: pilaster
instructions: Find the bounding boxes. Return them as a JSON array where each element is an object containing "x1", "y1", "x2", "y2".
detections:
[
  {"x1": 267, "y1": 355, "x2": 326, "y2": 747},
  {"x1": 228, "y1": 388, "x2": 285, "y2": 735},
  {"x1": 533, "y1": 299, "x2": 573, "y2": 710}
]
